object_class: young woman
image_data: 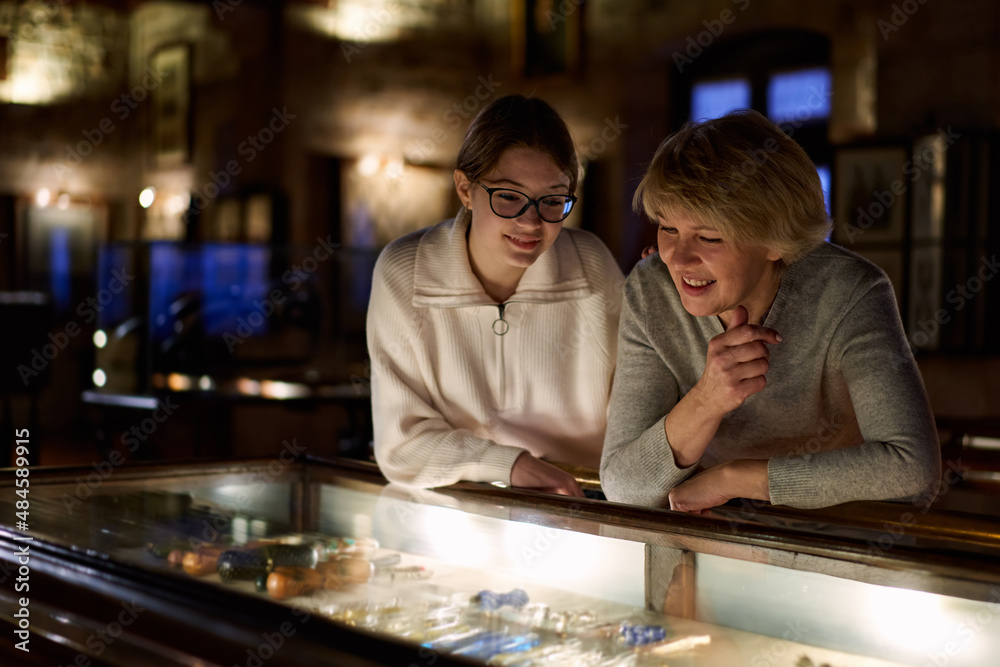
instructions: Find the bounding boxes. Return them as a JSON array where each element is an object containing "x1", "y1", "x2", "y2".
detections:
[
  {"x1": 368, "y1": 95, "x2": 623, "y2": 496},
  {"x1": 601, "y1": 109, "x2": 940, "y2": 511}
]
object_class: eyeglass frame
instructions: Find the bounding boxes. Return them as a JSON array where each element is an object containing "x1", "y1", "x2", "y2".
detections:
[{"x1": 476, "y1": 182, "x2": 578, "y2": 223}]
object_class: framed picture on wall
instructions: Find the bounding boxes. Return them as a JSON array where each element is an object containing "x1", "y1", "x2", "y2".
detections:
[
  {"x1": 907, "y1": 243, "x2": 943, "y2": 350},
  {"x1": 0, "y1": 37, "x2": 8, "y2": 81},
  {"x1": 833, "y1": 146, "x2": 908, "y2": 246},
  {"x1": 512, "y1": 0, "x2": 582, "y2": 79},
  {"x1": 150, "y1": 43, "x2": 191, "y2": 168},
  {"x1": 910, "y1": 134, "x2": 947, "y2": 242}
]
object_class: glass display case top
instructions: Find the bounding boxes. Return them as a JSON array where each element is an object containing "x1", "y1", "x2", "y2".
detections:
[{"x1": 3, "y1": 458, "x2": 1000, "y2": 667}]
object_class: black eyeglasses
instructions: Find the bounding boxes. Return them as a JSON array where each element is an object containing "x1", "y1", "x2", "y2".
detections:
[{"x1": 477, "y1": 182, "x2": 577, "y2": 223}]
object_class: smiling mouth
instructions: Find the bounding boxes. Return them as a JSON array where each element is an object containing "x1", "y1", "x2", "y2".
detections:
[
  {"x1": 683, "y1": 277, "x2": 716, "y2": 287},
  {"x1": 505, "y1": 234, "x2": 541, "y2": 248}
]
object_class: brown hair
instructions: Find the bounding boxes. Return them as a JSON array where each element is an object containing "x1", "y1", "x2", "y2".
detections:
[
  {"x1": 456, "y1": 94, "x2": 579, "y2": 193},
  {"x1": 633, "y1": 109, "x2": 830, "y2": 265}
]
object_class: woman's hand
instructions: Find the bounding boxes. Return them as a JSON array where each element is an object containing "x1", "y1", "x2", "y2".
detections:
[
  {"x1": 510, "y1": 452, "x2": 584, "y2": 497},
  {"x1": 693, "y1": 305, "x2": 782, "y2": 416},
  {"x1": 663, "y1": 305, "x2": 782, "y2": 469},
  {"x1": 668, "y1": 460, "x2": 769, "y2": 512}
]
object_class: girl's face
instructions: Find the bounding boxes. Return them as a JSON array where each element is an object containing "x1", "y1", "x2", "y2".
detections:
[
  {"x1": 455, "y1": 147, "x2": 571, "y2": 297},
  {"x1": 657, "y1": 210, "x2": 782, "y2": 328}
]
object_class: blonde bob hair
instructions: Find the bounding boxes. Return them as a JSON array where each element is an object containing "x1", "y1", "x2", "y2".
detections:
[{"x1": 633, "y1": 109, "x2": 831, "y2": 265}]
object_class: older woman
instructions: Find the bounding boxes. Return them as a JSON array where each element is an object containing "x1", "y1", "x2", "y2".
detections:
[
  {"x1": 368, "y1": 95, "x2": 623, "y2": 496},
  {"x1": 601, "y1": 109, "x2": 939, "y2": 511}
]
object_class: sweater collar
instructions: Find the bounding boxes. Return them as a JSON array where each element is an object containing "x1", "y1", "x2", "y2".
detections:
[{"x1": 412, "y1": 208, "x2": 593, "y2": 307}]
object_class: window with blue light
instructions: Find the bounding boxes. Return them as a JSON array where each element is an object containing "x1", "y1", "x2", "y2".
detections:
[
  {"x1": 97, "y1": 244, "x2": 134, "y2": 328},
  {"x1": 816, "y1": 164, "x2": 831, "y2": 218},
  {"x1": 201, "y1": 244, "x2": 271, "y2": 337},
  {"x1": 49, "y1": 227, "x2": 71, "y2": 313},
  {"x1": 690, "y1": 78, "x2": 751, "y2": 122},
  {"x1": 149, "y1": 243, "x2": 202, "y2": 342},
  {"x1": 767, "y1": 67, "x2": 831, "y2": 123}
]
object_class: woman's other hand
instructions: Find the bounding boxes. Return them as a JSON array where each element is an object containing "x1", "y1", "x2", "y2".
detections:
[
  {"x1": 693, "y1": 305, "x2": 782, "y2": 416},
  {"x1": 667, "y1": 460, "x2": 769, "y2": 512},
  {"x1": 510, "y1": 452, "x2": 585, "y2": 497}
]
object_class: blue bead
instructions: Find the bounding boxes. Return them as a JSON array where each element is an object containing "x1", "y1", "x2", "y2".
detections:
[
  {"x1": 476, "y1": 588, "x2": 529, "y2": 610},
  {"x1": 477, "y1": 590, "x2": 501, "y2": 610},
  {"x1": 619, "y1": 623, "x2": 666, "y2": 646},
  {"x1": 503, "y1": 589, "x2": 529, "y2": 607}
]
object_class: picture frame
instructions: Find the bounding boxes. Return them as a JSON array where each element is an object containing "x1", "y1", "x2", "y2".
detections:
[
  {"x1": 512, "y1": 0, "x2": 583, "y2": 80},
  {"x1": 906, "y1": 243, "x2": 943, "y2": 350},
  {"x1": 149, "y1": 43, "x2": 191, "y2": 168},
  {"x1": 910, "y1": 133, "x2": 947, "y2": 242},
  {"x1": 0, "y1": 36, "x2": 8, "y2": 81},
  {"x1": 833, "y1": 145, "x2": 908, "y2": 246}
]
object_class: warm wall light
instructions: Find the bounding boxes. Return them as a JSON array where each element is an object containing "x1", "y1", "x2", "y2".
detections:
[
  {"x1": 139, "y1": 187, "x2": 156, "y2": 209},
  {"x1": 260, "y1": 380, "x2": 309, "y2": 400},
  {"x1": 93, "y1": 330, "x2": 107, "y2": 348},
  {"x1": 92, "y1": 369, "x2": 107, "y2": 387},
  {"x1": 0, "y1": 4, "x2": 126, "y2": 106},
  {"x1": 166, "y1": 194, "x2": 189, "y2": 216},
  {"x1": 357, "y1": 155, "x2": 380, "y2": 176},
  {"x1": 35, "y1": 188, "x2": 51, "y2": 207},
  {"x1": 384, "y1": 157, "x2": 404, "y2": 180},
  {"x1": 236, "y1": 377, "x2": 261, "y2": 396},
  {"x1": 56, "y1": 193, "x2": 70, "y2": 209},
  {"x1": 287, "y1": 3, "x2": 404, "y2": 43},
  {"x1": 166, "y1": 373, "x2": 193, "y2": 391}
]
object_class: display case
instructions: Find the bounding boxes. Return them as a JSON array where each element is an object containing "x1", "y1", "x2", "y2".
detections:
[{"x1": 3, "y1": 456, "x2": 1000, "y2": 666}]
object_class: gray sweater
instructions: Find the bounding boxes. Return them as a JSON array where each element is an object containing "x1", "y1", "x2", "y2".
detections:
[{"x1": 600, "y1": 242, "x2": 941, "y2": 509}]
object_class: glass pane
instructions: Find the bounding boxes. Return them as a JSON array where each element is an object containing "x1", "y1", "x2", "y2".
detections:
[
  {"x1": 8, "y1": 461, "x2": 1000, "y2": 666},
  {"x1": 768, "y1": 66, "x2": 831, "y2": 123},
  {"x1": 690, "y1": 78, "x2": 751, "y2": 122}
]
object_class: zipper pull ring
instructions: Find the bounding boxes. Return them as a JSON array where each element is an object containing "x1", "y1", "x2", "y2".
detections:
[{"x1": 492, "y1": 303, "x2": 509, "y2": 335}]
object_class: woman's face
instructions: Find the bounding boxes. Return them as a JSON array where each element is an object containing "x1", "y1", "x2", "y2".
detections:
[
  {"x1": 456, "y1": 146, "x2": 570, "y2": 292},
  {"x1": 657, "y1": 210, "x2": 782, "y2": 327}
]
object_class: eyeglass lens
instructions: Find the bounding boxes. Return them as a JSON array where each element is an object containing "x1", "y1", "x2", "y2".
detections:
[{"x1": 490, "y1": 189, "x2": 574, "y2": 222}]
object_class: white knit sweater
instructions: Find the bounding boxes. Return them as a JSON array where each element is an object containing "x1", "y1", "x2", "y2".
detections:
[{"x1": 367, "y1": 209, "x2": 624, "y2": 488}]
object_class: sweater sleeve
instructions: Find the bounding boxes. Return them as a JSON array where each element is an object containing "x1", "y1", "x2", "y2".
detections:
[
  {"x1": 768, "y1": 275, "x2": 941, "y2": 508},
  {"x1": 600, "y1": 271, "x2": 695, "y2": 506},
  {"x1": 367, "y1": 243, "x2": 525, "y2": 489}
]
